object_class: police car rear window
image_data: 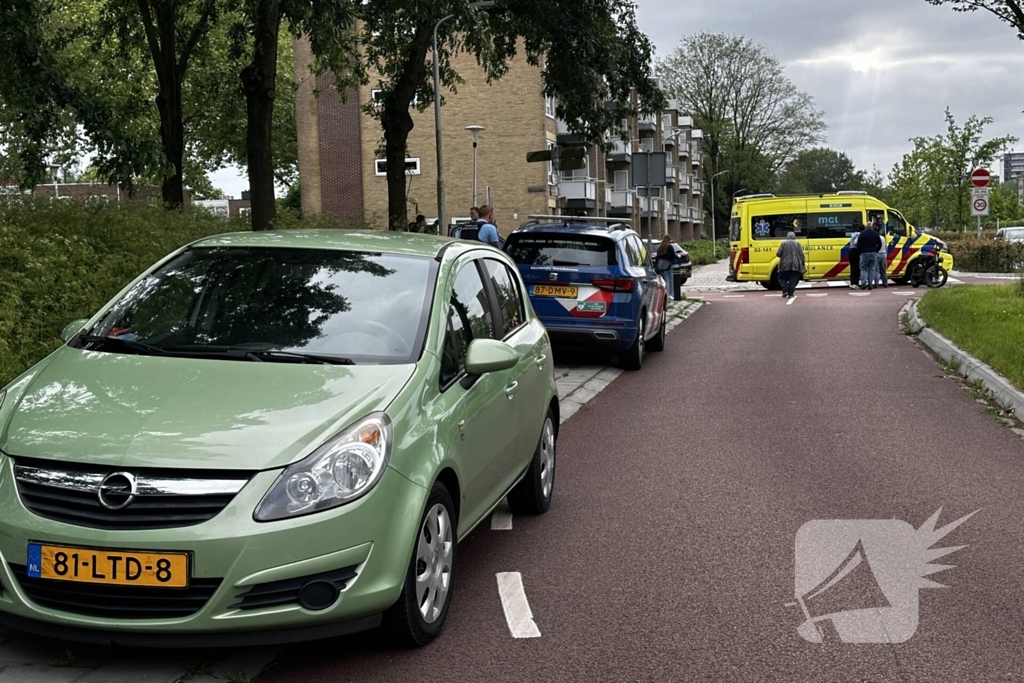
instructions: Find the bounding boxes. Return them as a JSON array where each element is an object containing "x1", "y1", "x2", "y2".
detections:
[{"x1": 505, "y1": 235, "x2": 616, "y2": 267}]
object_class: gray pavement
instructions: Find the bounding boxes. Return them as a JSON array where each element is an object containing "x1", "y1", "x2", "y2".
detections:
[{"x1": 257, "y1": 287, "x2": 1024, "y2": 682}]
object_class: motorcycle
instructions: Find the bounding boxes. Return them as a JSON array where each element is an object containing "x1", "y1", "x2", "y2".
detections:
[{"x1": 908, "y1": 251, "x2": 948, "y2": 288}]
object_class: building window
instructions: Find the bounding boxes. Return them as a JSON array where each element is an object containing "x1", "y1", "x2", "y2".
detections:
[
  {"x1": 545, "y1": 95, "x2": 555, "y2": 118},
  {"x1": 375, "y1": 158, "x2": 422, "y2": 176},
  {"x1": 613, "y1": 170, "x2": 629, "y2": 191},
  {"x1": 371, "y1": 89, "x2": 417, "y2": 108},
  {"x1": 547, "y1": 142, "x2": 556, "y2": 184}
]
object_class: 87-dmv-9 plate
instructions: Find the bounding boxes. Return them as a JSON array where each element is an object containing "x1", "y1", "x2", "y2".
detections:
[{"x1": 27, "y1": 542, "x2": 189, "y2": 588}]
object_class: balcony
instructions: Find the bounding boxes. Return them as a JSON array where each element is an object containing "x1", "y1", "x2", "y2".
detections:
[
  {"x1": 638, "y1": 196, "x2": 660, "y2": 218},
  {"x1": 607, "y1": 138, "x2": 631, "y2": 164},
  {"x1": 559, "y1": 179, "x2": 598, "y2": 210},
  {"x1": 556, "y1": 118, "x2": 585, "y2": 145},
  {"x1": 665, "y1": 166, "x2": 678, "y2": 183},
  {"x1": 678, "y1": 173, "x2": 692, "y2": 190},
  {"x1": 638, "y1": 113, "x2": 656, "y2": 132},
  {"x1": 667, "y1": 203, "x2": 682, "y2": 221},
  {"x1": 608, "y1": 189, "x2": 634, "y2": 216},
  {"x1": 691, "y1": 180, "x2": 702, "y2": 195},
  {"x1": 688, "y1": 207, "x2": 703, "y2": 223}
]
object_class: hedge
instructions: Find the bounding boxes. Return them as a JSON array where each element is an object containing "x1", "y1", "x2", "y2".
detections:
[
  {"x1": 945, "y1": 237, "x2": 1024, "y2": 274},
  {"x1": 0, "y1": 200, "x2": 257, "y2": 388},
  {"x1": 680, "y1": 239, "x2": 730, "y2": 266}
]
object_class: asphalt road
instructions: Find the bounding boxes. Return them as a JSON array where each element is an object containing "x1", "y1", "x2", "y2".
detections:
[{"x1": 259, "y1": 288, "x2": 1024, "y2": 683}]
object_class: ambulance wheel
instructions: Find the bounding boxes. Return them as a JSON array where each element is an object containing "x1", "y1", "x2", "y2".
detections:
[{"x1": 767, "y1": 270, "x2": 781, "y2": 291}]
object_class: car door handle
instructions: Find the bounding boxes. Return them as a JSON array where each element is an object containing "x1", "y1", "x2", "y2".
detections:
[
  {"x1": 535, "y1": 354, "x2": 547, "y2": 369},
  {"x1": 505, "y1": 381, "x2": 518, "y2": 399}
]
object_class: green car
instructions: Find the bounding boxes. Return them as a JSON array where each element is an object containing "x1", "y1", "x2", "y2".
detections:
[{"x1": 0, "y1": 231, "x2": 558, "y2": 647}]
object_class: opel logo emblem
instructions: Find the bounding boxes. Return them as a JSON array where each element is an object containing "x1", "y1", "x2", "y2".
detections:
[
  {"x1": 549, "y1": 272, "x2": 558, "y2": 281},
  {"x1": 98, "y1": 472, "x2": 138, "y2": 510}
]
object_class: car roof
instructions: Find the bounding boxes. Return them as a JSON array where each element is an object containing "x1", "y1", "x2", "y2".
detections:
[
  {"x1": 189, "y1": 229, "x2": 467, "y2": 259},
  {"x1": 511, "y1": 222, "x2": 635, "y2": 240}
]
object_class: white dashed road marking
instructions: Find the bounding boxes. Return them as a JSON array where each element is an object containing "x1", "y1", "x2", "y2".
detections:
[
  {"x1": 850, "y1": 292, "x2": 871, "y2": 297},
  {"x1": 490, "y1": 499, "x2": 513, "y2": 530},
  {"x1": 497, "y1": 572, "x2": 541, "y2": 638},
  {"x1": 807, "y1": 293, "x2": 828, "y2": 298},
  {"x1": 723, "y1": 294, "x2": 746, "y2": 299},
  {"x1": 894, "y1": 291, "x2": 915, "y2": 296},
  {"x1": 786, "y1": 296, "x2": 796, "y2": 306}
]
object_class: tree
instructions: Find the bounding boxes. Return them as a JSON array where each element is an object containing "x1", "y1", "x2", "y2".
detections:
[
  {"x1": 658, "y1": 33, "x2": 826, "y2": 231},
  {"x1": 355, "y1": 0, "x2": 663, "y2": 231},
  {"x1": 925, "y1": 0, "x2": 1024, "y2": 40},
  {"x1": 889, "y1": 109, "x2": 1016, "y2": 230},
  {"x1": 777, "y1": 148, "x2": 865, "y2": 194},
  {"x1": 988, "y1": 179, "x2": 1023, "y2": 226}
]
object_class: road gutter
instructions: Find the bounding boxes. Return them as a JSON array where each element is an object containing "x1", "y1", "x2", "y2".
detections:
[{"x1": 903, "y1": 300, "x2": 1024, "y2": 420}]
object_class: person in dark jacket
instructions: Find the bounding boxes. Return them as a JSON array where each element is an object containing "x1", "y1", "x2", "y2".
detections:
[
  {"x1": 655, "y1": 235, "x2": 678, "y2": 300},
  {"x1": 775, "y1": 232, "x2": 806, "y2": 299},
  {"x1": 857, "y1": 222, "x2": 883, "y2": 289}
]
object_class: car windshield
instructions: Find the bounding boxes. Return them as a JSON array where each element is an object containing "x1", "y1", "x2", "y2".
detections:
[
  {"x1": 505, "y1": 234, "x2": 616, "y2": 267},
  {"x1": 79, "y1": 247, "x2": 437, "y2": 364}
]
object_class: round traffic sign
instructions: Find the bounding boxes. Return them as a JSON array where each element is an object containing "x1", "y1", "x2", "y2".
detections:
[
  {"x1": 971, "y1": 168, "x2": 991, "y2": 188},
  {"x1": 974, "y1": 197, "x2": 988, "y2": 212}
]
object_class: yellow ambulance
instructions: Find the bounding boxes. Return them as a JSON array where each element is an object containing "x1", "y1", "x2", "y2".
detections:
[{"x1": 726, "y1": 192, "x2": 954, "y2": 288}]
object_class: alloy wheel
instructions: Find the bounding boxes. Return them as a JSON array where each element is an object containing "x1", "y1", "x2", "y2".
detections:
[{"x1": 539, "y1": 417, "x2": 556, "y2": 500}]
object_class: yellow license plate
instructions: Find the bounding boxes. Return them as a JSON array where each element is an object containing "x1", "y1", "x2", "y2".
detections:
[
  {"x1": 533, "y1": 285, "x2": 578, "y2": 298},
  {"x1": 27, "y1": 543, "x2": 189, "y2": 588}
]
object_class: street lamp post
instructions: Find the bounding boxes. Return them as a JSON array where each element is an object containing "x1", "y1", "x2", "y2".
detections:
[
  {"x1": 710, "y1": 170, "x2": 731, "y2": 259},
  {"x1": 432, "y1": 1, "x2": 494, "y2": 232},
  {"x1": 466, "y1": 125, "x2": 484, "y2": 207}
]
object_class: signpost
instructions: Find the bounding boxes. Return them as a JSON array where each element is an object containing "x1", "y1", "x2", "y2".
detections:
[
  {"x1": 632, "y1": 151, "x2": 667, "y2": 241},
  {"x1": 970, "y1": 167, "x2": 990, "y2": 234}
]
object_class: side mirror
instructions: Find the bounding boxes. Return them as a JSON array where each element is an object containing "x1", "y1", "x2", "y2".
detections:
[
  {"x1": 60, "y1": 319, "x2": 88, "y2": 343},
  {"x1": 464, "y1": 339, "x2": 518, "y2": 376}
]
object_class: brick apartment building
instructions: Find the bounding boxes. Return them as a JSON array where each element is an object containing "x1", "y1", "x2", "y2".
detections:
[{"x1": 295, "y1": 38, "x2": 705, "y2": 240}]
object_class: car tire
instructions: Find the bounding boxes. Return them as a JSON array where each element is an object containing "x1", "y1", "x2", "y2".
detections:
[
  {"x1": 385, "y1": 483, "x2": 457, "y2": 648},
  {"x1": 648, "y1": 310, "x2": 667, "y2": 352},
  {"x1": 768, "y1": 269, "x2": 781, "y2": 291},
  {"x1": 619, "y1": 315, "x2": 645, "y2": 371},
  {"x1": 507, "y1": 409, "x2": 557, "y2": 515}
]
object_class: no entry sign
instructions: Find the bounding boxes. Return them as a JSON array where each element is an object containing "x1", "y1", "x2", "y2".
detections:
[{"x1": 971, "y1": 168, "x2": 991, "y2": 188}]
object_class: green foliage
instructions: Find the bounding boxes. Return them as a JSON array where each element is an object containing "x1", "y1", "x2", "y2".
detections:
[
  {"x1": 919, "y1": 284, "x2": 1024, "y2": 390},
  {"x1": 889, "y1": 108, "x2": 1016, "y2": 231},
  {"x1": 777, "y1": 148, "x2": 865, "y2": 194},
  {"x1": 0, "y1": 199, "x2": 248, "y2": 387},
  {"x1": 680, "y1": 239, "x2": 730, "y2": 266},
  {"x1": 946, "y1": 236, "x2": 1024, "y2": 273},
  {"x1": 658, "y1": 33, "x2": 826, "y2": 231},
  {"x1": 925, "y1": 0, "x2": 1024, "y2": 41}
]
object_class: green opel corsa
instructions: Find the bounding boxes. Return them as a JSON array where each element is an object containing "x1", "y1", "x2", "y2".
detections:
[{"x1": 0, "y1": 230, "x2": 558, "y2": 647}]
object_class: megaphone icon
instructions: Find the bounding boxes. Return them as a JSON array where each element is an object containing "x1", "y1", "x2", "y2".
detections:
[{"x1": 787, "y1": 539, "x2": 892, "y2": 643}]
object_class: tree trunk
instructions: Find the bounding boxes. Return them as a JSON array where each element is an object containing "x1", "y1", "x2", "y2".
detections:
[
  {"x1": 380, "y1": 25, "x2": 432, "y2": 231},
  {"x1": 152, "y1": 1, "x2": 185, "y2": 207},
  {"x1": 242, "y1": 0, "x2": 281, "y2": 231}
]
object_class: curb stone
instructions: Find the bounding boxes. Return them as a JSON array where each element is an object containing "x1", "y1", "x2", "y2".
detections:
[{"x1": 905, "y1": 300, "x2": 1024, "y2": 420}]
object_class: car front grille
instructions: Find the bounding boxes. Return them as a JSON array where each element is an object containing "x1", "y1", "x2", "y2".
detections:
[
  {"x1": 12, "y1": 457, "x2": 251, "y2": 531},
  {"x1": 9, "y1": 564, "x2": 222, "y2": 619}
]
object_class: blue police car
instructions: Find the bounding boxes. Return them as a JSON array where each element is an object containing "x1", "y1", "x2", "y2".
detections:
[{"x1": 504, "y1": 217, "x2": 668, "y2": 370}]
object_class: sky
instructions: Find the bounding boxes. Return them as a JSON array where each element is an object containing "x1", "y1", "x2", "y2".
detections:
[
  {"x1": 636, "y1": 0, "x2": 1024, "y2": 180},
  {"x1": 213, "y1": 0, "x2": 1024, "y2": 198}
]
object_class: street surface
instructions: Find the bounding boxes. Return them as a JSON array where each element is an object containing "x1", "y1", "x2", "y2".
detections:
[
  {"x1": 3, "y1": 266, "x2": 1021, "y2": 682},
  {"x1": 253, "y1": 283, "x2": 1024, "y2": 682}
]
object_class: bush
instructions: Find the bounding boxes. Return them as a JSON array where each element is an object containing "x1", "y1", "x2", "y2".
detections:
[
  {"x1": 680, "y1": 239, "x2": 730, "y2": 266},
  {"x1": 0, "y1": 200, "x2": 255, "y2": 388},
  {"x1": 946, "y1": 237, "x2": 1024, "y2": 273}
]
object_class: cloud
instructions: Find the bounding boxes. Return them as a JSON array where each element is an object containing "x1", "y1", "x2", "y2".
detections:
[{"x1": 639, "y1": 0, "x2": 1024, "y2": 177}]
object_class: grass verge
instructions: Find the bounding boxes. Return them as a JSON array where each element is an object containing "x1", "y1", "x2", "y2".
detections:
[{"x1": 917, "y1": 284, "x2": 1024, "y2": 391}]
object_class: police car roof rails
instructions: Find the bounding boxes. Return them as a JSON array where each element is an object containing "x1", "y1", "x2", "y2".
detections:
[{"x1": 523, "y1": 215, "x2": 630, "y2": 231}]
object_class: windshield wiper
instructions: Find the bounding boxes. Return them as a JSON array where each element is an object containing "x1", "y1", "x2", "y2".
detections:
[
  {"x1": 242, "y1": 350, "x2": 355, "y2": 365},
  {"x1": 75, "y1": 335, "x2": 171, "y2": 356}
]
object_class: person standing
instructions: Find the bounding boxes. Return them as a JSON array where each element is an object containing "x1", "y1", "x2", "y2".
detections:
[
  {"x1": 477, "y1": 205, "x2": 500, "y2": 247},
  {"x1": 469, "y1": 207, "x2": 482, "y2": 224},
  {"x1": 857, "y1": 221, "x2": 883, "y2": 290},
  {"x1": 655, "y1": 235, "x2": 678, "y2": 301},
  {"x1": 776, "y1": 232, "x2": 806, "y2": 299},
  {"x1": 874, "y1": 216, "x2": 888, "y2": 288},
  {"x1": 847, "y1": 222, "x2": 861, "y2": 288}
]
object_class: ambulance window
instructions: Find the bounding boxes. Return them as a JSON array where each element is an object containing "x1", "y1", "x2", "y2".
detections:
[
  {"x1": 751, "y1": 214, "x2": 807, "y2": 240},
  {"x1": 730, "y1": 217, "x2": 741, "y2": 241},
  {"x1": 806, "y1": 212, "x2": 864, "y2": 240},
  {"x1": 887, "y1": 211, "x2": 908, "y2": 237}
]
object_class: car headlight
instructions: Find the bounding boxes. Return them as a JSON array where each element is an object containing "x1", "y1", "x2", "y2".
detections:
[{"x1": 255, "y1": 413, "x2": 392, "y2": 522}]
